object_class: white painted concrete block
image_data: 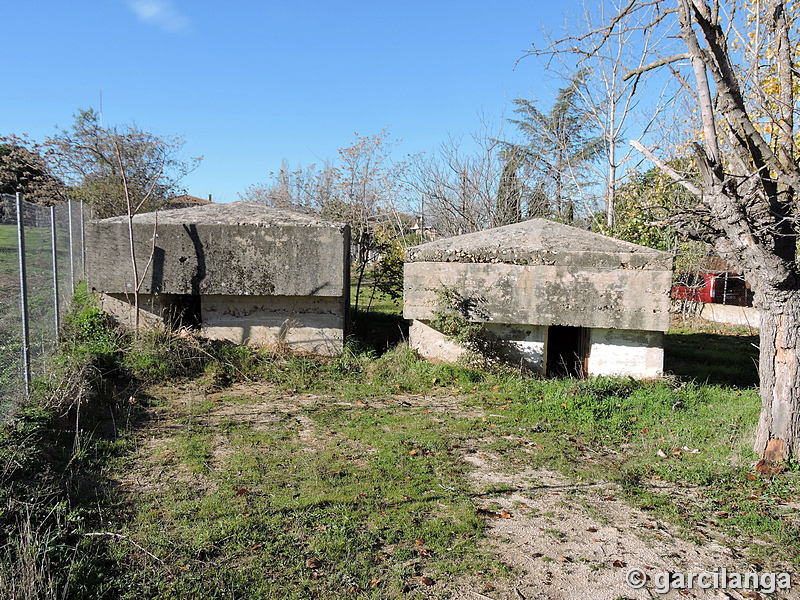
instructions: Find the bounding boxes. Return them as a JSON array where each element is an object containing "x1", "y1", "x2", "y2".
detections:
[
  {"x1": 699, "y1": 303, "x2": 760, "y2": 329},
  {"x1": 409, "y1": 320, "x2": 547, "y2": 371},
  {"x1": 201, "y1": 295, "x2": 345, "y2": 356},
  {"x1": 483, "y1": 323, "x2": 546, "y2": 371},
  {"x1": 409, "y1": 320, "x2": 467, "y2": 363},
  {"x1": 100, "y1": 293, "x2": 171, "y2": 330},
  {"x1": 587, "y1": 328, "x2": 664, "y2": 378}
]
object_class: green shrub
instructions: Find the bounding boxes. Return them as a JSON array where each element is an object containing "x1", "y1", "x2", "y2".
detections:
[{"x1": 59, "y1": 284, "x2": 122, "y2": 374}]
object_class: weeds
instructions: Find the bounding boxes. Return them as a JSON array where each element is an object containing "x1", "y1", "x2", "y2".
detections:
[
  {"x1": 429, "y1": 285, "x2": 504, "y2": 368},
  {"x1": 2, "y1": 285, "x2": 798, "y2": 597},
  {"x1": 0, "y1": 510, "x2": 58, "y2": 600}
]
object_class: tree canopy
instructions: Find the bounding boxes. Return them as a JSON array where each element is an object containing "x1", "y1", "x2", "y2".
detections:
[
  {"x1": 504, "y1": 70, "x2": 603, "y2": 223},
  {"x1": 0, "y1": 136, "x2": 65, "y2": 203},
  {"x1": 44, "y1": 109, "x2": 200, "y2": 218}
]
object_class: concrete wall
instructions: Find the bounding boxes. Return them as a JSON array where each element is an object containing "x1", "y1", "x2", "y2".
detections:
[
  {"x1": 409, "y1": 320, "x2": 548, "y2": 371},
  {"x1": 99, "y1": 293, "x2": 174, "y2": 330},
  {"x1": 404, "y1": 262, "x2": 672, "y2": 332},
  {"x1": 404, "y1": 220, "x2": 669, "y2": 378},
  {"x1": 409, "y1": 319, "x2": 663, "y2": 378},
  {"x1": 405, "y1": 218, "x2": 674, "y2": 271},
  {"x1": 409, "y1": 320, "x2": 467, "y2": 364},
  {"x1": 100, "y1": 293, "x2": 346, "y2": 355},
  {"x1": 87, "y1": 221, "x2": 349, "y2": 297},
  {"x1": 586, "y1": 328, "x2": 664, "y2": 378},
  {"x1": 200, "y1": 295, "x2": 345, "y2": 356},
  {"x1": 484, "y1": 323, "x2": 547, "y2": 370},
  {"x1": 87, "y1": 204, "x2": 350, "y2": 356}
]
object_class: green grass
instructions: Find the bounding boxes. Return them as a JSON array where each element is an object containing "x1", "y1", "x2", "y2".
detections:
[
  {"x1": 0, "y1": 288, "x2": 138, "y2": 599},
  {"x1": 351, "y1": 283, "x2": 401, "y2": 315},
  {"x1": 665, "y1": 318, "x2": 759, "y2": 387},
  {"x1": 349, "y1": 280, "x2": 406, "y2": 354},
  {"x1": 0, "y1": 223, "x2": 74, "y2": 420},
  {"x1": 3, "y1": 285, "x2": 799, "y2": 599},
  {"x1": 102, "y1": 336, "x2": 800, "y2": 598},
  {"x1": 350, "y1": 272, "x2": 402, "y2": 316},
  {"x1": 0, "y1": 223, "x2": 52, "y2": 248},
  {"x1": 112, "y1": 398, "x2": 504, "y2": 599}
]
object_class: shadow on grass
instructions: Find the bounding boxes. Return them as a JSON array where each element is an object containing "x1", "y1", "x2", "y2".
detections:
[
  {"x1": 665, "y1": 330, "x2": 759, "y2": 387},
  {"x1": 350, "y1": 309, "x2": 408, "y2": 355}
]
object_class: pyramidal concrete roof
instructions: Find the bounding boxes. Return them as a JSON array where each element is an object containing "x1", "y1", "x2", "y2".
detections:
[
  {"x1": 406, "y1": 219, "x2": 672, "y2": 270},
  {"x1": 99, "y1": 201, "x2": 345, "y2": 229}
]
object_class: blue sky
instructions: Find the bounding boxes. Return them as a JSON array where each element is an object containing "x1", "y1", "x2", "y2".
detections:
[{"x1": 2, "y1": 1, "x2": 577, "y2": 203}]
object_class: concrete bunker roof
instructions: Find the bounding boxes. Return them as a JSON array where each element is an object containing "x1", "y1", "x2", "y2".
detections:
[
  {"x1": 405, "y1": 218, "x2": 672, "y2": 269},
  {"x1": 98, "y1": 201, "x2": 346, "y2": 229}
]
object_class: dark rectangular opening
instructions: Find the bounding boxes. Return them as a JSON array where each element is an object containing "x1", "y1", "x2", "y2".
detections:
[
  {"x1": 546, "y1": 325, "x2": 589, "y2": 378},
  {"x1": 166, "y1": 294, "x2": 202, "y2": 330}
]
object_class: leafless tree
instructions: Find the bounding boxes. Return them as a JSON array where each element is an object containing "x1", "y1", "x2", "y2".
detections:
[
  {"x1": 46, "y1": 109, "x2": 200, "y2": 329},
  {"x1": 329, "y1": 131, "x2": 407, "y2": 311},
  {"x1": 113, "y1": 141, "x2": 161, "y2": 331},
  {"x1": 45, "y1": 110, "x2": 199, "y2": 219},
  {"x1": 526, "y1": 1, "x2": 674, "y2": 229},
  {"x1": 545, "y1": 0, "x2": 800, "y2": 469},
  {"x1": 406, "y1": 133, "x2": 507, "y2": 237},
  {"x1": 240, "y1": 160, "x2": 337, "y2": 213}
]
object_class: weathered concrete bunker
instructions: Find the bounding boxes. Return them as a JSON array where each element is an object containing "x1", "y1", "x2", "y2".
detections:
[
  {"x1": 403, "y1": 219, "x2": 673, "y2": 378},
  {"x1": 87, "y1": 202, "x2": 350, "y2": 356}
]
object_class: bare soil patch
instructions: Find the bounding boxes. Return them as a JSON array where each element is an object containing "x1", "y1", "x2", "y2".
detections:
[{"x1": 452, "y1": 452, "x2": 797, "y2": 600}]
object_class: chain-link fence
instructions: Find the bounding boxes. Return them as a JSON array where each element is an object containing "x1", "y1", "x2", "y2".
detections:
[{"x1": 0, "y1": 193, "x2": 88, "y2": 422}]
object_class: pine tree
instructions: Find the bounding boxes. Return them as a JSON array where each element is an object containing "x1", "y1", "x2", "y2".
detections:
[
  {"x1": 493, "y1": 149, "x2": 522, "y2": 226},
  {"x1": 505, "y1": 71, "x2": 602, "y2": 223}
]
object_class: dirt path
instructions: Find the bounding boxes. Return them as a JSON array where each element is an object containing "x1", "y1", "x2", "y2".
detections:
[
  {"x1": 121, "y1": 381, "x2": 796, "y2": 600},
  {"x1": 451, "y1": 452, "x2": 791, "y2": 600}
]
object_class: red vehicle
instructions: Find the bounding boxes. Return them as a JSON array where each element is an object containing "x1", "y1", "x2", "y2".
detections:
[{"x1": 671, "y1": 271, "x2": 753, "y2": 307}]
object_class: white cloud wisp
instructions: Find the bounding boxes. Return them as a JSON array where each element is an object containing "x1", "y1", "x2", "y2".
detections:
[{"x1": 128, "y1": 0, "x2": 189, "y2": 32}]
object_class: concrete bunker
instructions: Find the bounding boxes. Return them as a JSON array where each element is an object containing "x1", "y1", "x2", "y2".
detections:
[
  {"x1": 403, "y1": 219, "x2": 673, "y2": 378},
  {"x1": 87, "y1": 202, "x2": 350, "y2": 356}
]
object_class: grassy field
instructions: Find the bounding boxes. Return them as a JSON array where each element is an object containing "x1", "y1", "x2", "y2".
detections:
[
  {"x1": 98, "y1": 336, "x2": 793, "y2": 598},
  {"x1": 0, "y1": 223, "x2": 75, "y2": 420},
  {"x1": 665, "y1": 316, "x2": 759, "y2": 387},
  {"x1": 350, "y1": 280, "x2": 406, "y2": 354},
  {"x1": 1, "y1": 289, "x2": 797, "y2": 599}
]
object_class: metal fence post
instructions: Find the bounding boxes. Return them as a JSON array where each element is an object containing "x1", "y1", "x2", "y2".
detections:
[
  {"x1": 80, "y1": 201, "x2": 86, "y2": 278},
  {"x1": 68, "y1": 198, "x2": 75, "y2": 294},
  {"x1": 51, "y1": 205, "x2": 60, "y2": 341},
  {"x1": 15, "y1": 193, "x2": 31, "y2": 395}
]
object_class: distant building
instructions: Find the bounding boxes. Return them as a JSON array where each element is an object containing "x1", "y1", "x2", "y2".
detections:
[
  {"x1": 408, "y1": 217, "x2": 440, "y2": 241},
  {"x1": 167, "y1": 194, "x2": 214, "y2": 210}
]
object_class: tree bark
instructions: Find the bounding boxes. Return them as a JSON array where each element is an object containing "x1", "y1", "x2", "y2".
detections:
[
  {"x1": 754, "y1": 293, "x2": 800, "y2": 471},
  {"x1": 621, "y1": 0, "x2": 800, "y2": 469}
]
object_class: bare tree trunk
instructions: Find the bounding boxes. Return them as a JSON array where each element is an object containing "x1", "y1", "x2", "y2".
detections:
[
  {"x1": 754, "y1": 294, "x2": 800, "y2": 471},
  {"x1": 367, "y1": 282, "x2": 377, "y2": 311},
  {"x1": 126, "y1": 213, "x2": 140, "y2": 331},
  {"x1": 353, "y1": 228, "x2": 368, "y2": 313},
  {"x1": 756, "y1": 4, "x2": 800, "y2": 468},
  {"x1": 606, "y1": 112, "x2": 616, "y2": 229},
  {"x1": 555, "y1": 151, "x2": 563, "y2": 219}
]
